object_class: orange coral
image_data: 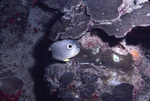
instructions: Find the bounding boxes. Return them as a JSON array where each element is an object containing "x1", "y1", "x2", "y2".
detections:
[{"x1": 130, "y1": 50, "x2": 141, "y2": 60}]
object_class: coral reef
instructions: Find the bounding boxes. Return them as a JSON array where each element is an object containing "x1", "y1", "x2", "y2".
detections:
[
  {"x1": 0, "y1": 0, "x2": 150, "y2": 101},
  {"x1": 45, "y1": 31, "x2": 150, "y2": 101},
  {"x1": 48, "y1": 0, "x2": 150, "y2": 40},
  {"x1": 49, "y1": 11, "x2": 89, "y2": 40},
  {"x1": 95, "y1": 2, "x2": 150, "y2": 38}
]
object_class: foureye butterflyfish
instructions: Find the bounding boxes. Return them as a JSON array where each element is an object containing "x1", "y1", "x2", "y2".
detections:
[{"x1": 49, "y1": 40, "x2": 80, "y2": 61}]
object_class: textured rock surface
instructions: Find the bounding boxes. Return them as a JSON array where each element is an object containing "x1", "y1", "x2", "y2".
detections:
[
  {"x1": 0, "y1": 77, "x2": 24, "y2": 94},
  {"x1": 0, "y1": 0, "x2": 150, "y2": 101},
  {"x1": 95, "y1": 2, "x2": 150, "y2": 38},
  {"x1": 48, "y1": 0, "x2": 150, "y2": 39},
  {"x1": 84, "y1": 0, "x2": 122, "y2": 21},
  {"x1": 0, "y1": 0, "x2": 56, "y2": 100},
  {"x1": 45, "y1": 32, "x2": 150, "y2": 101},
  {"x1": 101, "y1": 83, "x2": 134, "y2": 101}
]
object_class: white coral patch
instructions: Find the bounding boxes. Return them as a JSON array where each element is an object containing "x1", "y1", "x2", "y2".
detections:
[
  {"x1": 108, "y1": 72, "x2": 121, "y2": 86},
  {"x1": 113, "y1": 54, "x2": 120, "y2": 62}
]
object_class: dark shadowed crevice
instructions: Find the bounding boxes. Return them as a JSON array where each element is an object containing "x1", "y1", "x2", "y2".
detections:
[
  {"x1": 125, "y1": 26, "x2": 150, "y2": 48},
  {"x1": 125, "y1": 26, "x2": 150, "y2": 61},
  {"x1": 31, "y1": 37, "x2": 62, "y2": 101},
  {"x1": 125, "y1": 36, "x2": 139, "y2": 46},
  {"x1": 90, "y1": 26, "x2": 150, "y2": 49},
  {"x1": 35, "y1": 0, "x2": 62, "y2": 13},
  {"x1": 31, "y1": 9, "x2": 64, "y2": 101},
  {"x1": 90, "y1": 28, "x2": 123, "y2": 47}
]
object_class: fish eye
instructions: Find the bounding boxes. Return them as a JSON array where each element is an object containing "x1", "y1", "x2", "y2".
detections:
[{"x1": 67, "y1": 44, "x2": 74, "y2": 49}]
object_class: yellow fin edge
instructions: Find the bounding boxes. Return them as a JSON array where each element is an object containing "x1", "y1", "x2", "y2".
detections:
[{"x1": 63, "y1": 59, "x2": 70, "y2": 61}]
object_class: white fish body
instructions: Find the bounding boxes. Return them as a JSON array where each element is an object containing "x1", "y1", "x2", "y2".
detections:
[{"x1": 49, "y1": 40, "x2": 80, "y2": 61}]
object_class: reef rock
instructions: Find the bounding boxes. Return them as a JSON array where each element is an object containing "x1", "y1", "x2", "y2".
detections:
[{"x1": 48, "y1": 0, "x2": 150, "y2": 40}]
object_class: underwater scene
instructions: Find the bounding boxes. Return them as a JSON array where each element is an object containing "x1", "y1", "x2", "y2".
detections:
[{"x1": 0, "y1": 0, "x2": 150, "y2": 101}]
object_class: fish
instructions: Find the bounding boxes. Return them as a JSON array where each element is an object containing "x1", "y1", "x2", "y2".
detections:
[{"x1": 49, "y1": 40, "x2": 80, "y2": 61}]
